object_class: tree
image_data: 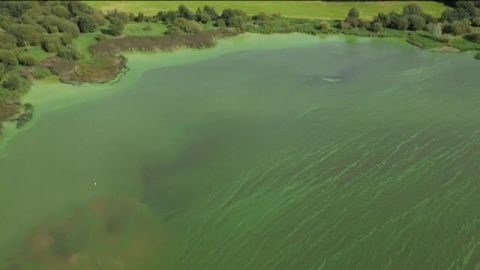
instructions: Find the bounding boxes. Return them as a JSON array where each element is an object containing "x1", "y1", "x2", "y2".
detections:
[
  {"x1": 375, "y1": 13, "x2": 391, "y2": 27},
  {"x1": 371, "y1": 21, "x2": 384, "y2": 33},
  {"x1": 203, "y1": 5, "x2": 218, "y2": 20},
  {"x1": 0, "y1": 33, "x2": 17, "y2": 50},
  {"x1": 359, "y1": 19, "x2": 371, "y2": 29},
  {"x1": 199, "y1": 14, "x2": 211, "y2": 24},
  {"x1": 345, "y1": 17, "x2": 360, "y2": 28},
  {"x1": 444, "y1": 20, "x2": 471, "y2": 35},
  {"x1": 106, "y1": 10, "x2": 129, "y2": 24},
  {"x1": 165, "y1": 10, "x2": 177, "y2": 22},
  {"x1": 2, "y1": 76, "x2": 20, "y2": 91},
  {"x1": 195, "y1": 8, "x2": 203, "y2": 21},
  {"x1": 41, "y1": 35, "x2": 64, "y2": 52},
  {"x1": 165, "y1": 25, "x2": 183, "y2": 35},
  {"x1": 108, "y1": 16, "x2": 124, "y2": 36},
  {"x1": 92, "y1": 10, "x2": 106, "y2": 26},
  {"x1": 428, "y1": 23, "x2": 442, "y2": 37},
  {"x1": 67, "y1": 1, "x2": 92, "y2": 17},
  {"x1": 172, "y1": 18, "x2": 202, "y2": 33},
  {"x1": 57, "y1": 45, "x2": 83, "y2": 60},
  {"x1": 135, "y1": 12, "x2": 145, "y2": 22},
  {"x1": 51, "y1": 6, "x2": 70, "y2": 19},
  {"x1": 455, "y1": 1, "x2": 478, "y2": 19},
  {"x1": 465, "y1": 32, "x2": 480, "y2": 43},
  {"x1": 316, "y1": 21, "x2": 331, "y2": 31},
  {"x1": 221, "y1": 8, "x2": 247, "y2": 21},
  {"x1": 40, "y1": 15, "x2": 80, "y2": 38},
  {"x1": 473, "y1": 17, "x2": 480, "y2": 27},
  {"x1": 344, "y1": 8, "x2": 360, "y2": 28},
  {"x1": 216, "y1": 19, "x2": 226, "y2": 28},
  {"x1": 0, "y1": 49, "x2": 18, "y2": 66},
  {"x1": 408, "y1": 15, "x2": 426, "y2": 30},
  {"x1": 18, "y1": 55, "x2": 37, "y2": 66},
  {"x1": 254, "y1": 12, "x2": 270, "y2": 22},
  {"x1": 77, "y1": 14, "x2": 97, "y2": 33},
  {"x1": 8, "y1": 23, "x2": 46, "y2": 46},
  {"x1": 177, "y1": 4, "x2": 195, "y2": 20},
  {"x1": 389, "y1": 12, "x2": 409, "y2": 30},
  {"x1": 347, "y1": 8, "x2": 360, "y2": 19},
  {"x1": 227, "y1": 15, "x2": 247, "y2": 31},
  {"x1": 402, "y1": 4, "x2": 424, "y2": 16},
  {"x1": 156, "y1": 11, "x2": 166, "y2": 22}
]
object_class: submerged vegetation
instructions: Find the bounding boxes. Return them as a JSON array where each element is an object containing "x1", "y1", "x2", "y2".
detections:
[{"x1": 0, "y1": 1, "x2": 479, "y2": 134}]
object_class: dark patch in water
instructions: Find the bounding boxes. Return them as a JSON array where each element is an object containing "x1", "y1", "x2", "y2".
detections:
[{"x1": 140, "y1": 116, "x2": 268, "y2": 218}]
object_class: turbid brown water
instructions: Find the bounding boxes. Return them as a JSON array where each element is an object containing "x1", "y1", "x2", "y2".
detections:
[{"x1": 1, "y1": 34, "x2": 479, "y2": 269}]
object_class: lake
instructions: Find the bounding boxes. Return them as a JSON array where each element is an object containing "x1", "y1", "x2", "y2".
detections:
[{"x1": 1, "y1": 34, "x2": 479, "y2": 269}]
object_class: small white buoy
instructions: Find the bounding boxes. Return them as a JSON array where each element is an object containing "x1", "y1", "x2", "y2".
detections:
[{"x1": 94, "y1": 182, "x2": 97, "y2": 186}]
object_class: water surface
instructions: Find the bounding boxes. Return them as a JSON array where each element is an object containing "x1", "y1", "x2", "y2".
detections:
[{"x1": 1, "y1": 34, "x2": 479, "y2": 269}]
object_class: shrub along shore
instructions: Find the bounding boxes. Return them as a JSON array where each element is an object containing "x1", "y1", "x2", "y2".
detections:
[{"x1": 0, "y1": 1, "x2": 479, "y2": 134}]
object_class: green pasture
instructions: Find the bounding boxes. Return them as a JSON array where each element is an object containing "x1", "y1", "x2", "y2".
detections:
[{"x1": 86, "y1": 1, "x2": 447, "y2": 20}]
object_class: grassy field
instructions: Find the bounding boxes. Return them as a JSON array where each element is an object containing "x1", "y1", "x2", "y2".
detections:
[
  {"x1": 86, "y1": 1, "x2": 447, "y2": 20},
  {"x1": 122, "y1": 22, "x2": 168, "y2": 36}
]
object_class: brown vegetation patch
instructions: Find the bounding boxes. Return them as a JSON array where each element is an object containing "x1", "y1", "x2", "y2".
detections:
[
  {"x1": 38, "y1": 55, "x2": 127, "y2": 84},
  {"x1": 89, "y1": 29, "x2": 238, "y2": 55},
  {"x1": 5, "y1": 196, "x2": 174, "y2": 269},
  {"x1": 0, "y1": 102, "x2": 22, "y2": 134},
  {"x1": 430, "y1": 46, "x2": 461, "y2": 53}
]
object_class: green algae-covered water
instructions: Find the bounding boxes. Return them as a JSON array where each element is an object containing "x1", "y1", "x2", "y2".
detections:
[{"x1": 1, "y1": 34, "x2": 480, "y2": 269}]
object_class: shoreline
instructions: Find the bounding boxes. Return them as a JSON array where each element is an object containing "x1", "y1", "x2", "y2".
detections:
[{"x1": 0, "y1": 31, "x2": 477, "y2": 145}]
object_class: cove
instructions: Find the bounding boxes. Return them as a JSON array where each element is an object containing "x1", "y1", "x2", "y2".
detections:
[{"x1": 1, "y1": 33, "x2": 480, "y2": 269}]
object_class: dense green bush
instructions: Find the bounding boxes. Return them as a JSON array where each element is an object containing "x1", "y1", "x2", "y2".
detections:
[
  {"x1": 316, "y1": 21, "x2": 331, "y2": 31},
  {"x1": 40, "y1": 15, "x2": 80, "y2": 38},
  {"x1": 441, "y1": 1, "x2": 479, "y2": 22},
  {"x1": 108, "y1": 17, "x2": 125, "y2": 36},
  {"x1": 408, "y1": 15, "x2": 426, "y2": 30},
  {"x1": 165, "y1": 25, "x2": 183, "y2": 35},
  {"x1": 359, "y1": 19, "x2": 371, "y2": 29},
  {"x1": 135, "y1": 12, "x2": 145, "y2": 22},
  {"x1": 51, "y1": 6, "x2": 70, "y2": 19},
  {"x1": 177, "y1": 5, "x2": 195, "y2": 20},
  {"x1": 345, "y1": 17, "x2": 360, "y2": 28},
  {"x1": 228, "y1": 15, "x2": 247, "y2": 31},
  {"x1": 389, "y1": 12, "x2": 409, "y2": 30},
  {"x1": 443, "y1": 20, "x2": 471, "y2": 35},
  {"x1": 216, "y1": 19, "x2": 226, "y2": 29},
  {"x1": 8, "y1": 23, "x2": 46, "y2": 46},
  {"x1": 57, "y1": 45, "x2": 83, "y2": 60},
  {"x1": 348, "y1": 8, "x2": 360, "y2": 19},
  {"x1": 95, "y1": 34, "x2": 107, "y2": 41},
  {"x1": 0, "y1": 33, "x2": 17, "y2": 50},
  {"x1": 402, "y1": 4, "x2": 424, "y2": 16},
  {"x1": 18, "y1": 55, "x2": 36, "y2": 66},
  {"x1": 473, "y1": 17, "x2": 480, "y2": 27},
  {"x1": 198, "y1": 13, "x2": 211, "y2": 24},
  {"x1": 41, "y1": 35, "x2": 64, "y2": 52},
  {"x1": 203, "y1": 5, "x2": 218, "y2": 20},
  {"x1": 0, "y1": 49, "x2": 19, "y2": 66},
  {"x1": 2, "y1": 76, "x2": 20, "y2": 91},
  {"x1": 77, "y1": 14, "x2": 97, "y2": 33},
  {"x1": 171, "y1": 18, "x2": 202, "y2": 33},
  {"x1": 31, "y1": 67, "x2": 52, "y2": 79},
  {"x1": 465, "y1": 33, "x2": 480, "y2": 43},
  {"x1": 371, "y1": 21, "x2": 384, "y2": 33},
  {"x1": 221, "y1": 8, "x2": 248, "y2": 22}
]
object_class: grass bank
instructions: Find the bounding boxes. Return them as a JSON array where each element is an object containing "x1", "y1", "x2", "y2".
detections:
[{"x1": 86, "y1": 1, "x2": 447, "y2": 20}]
